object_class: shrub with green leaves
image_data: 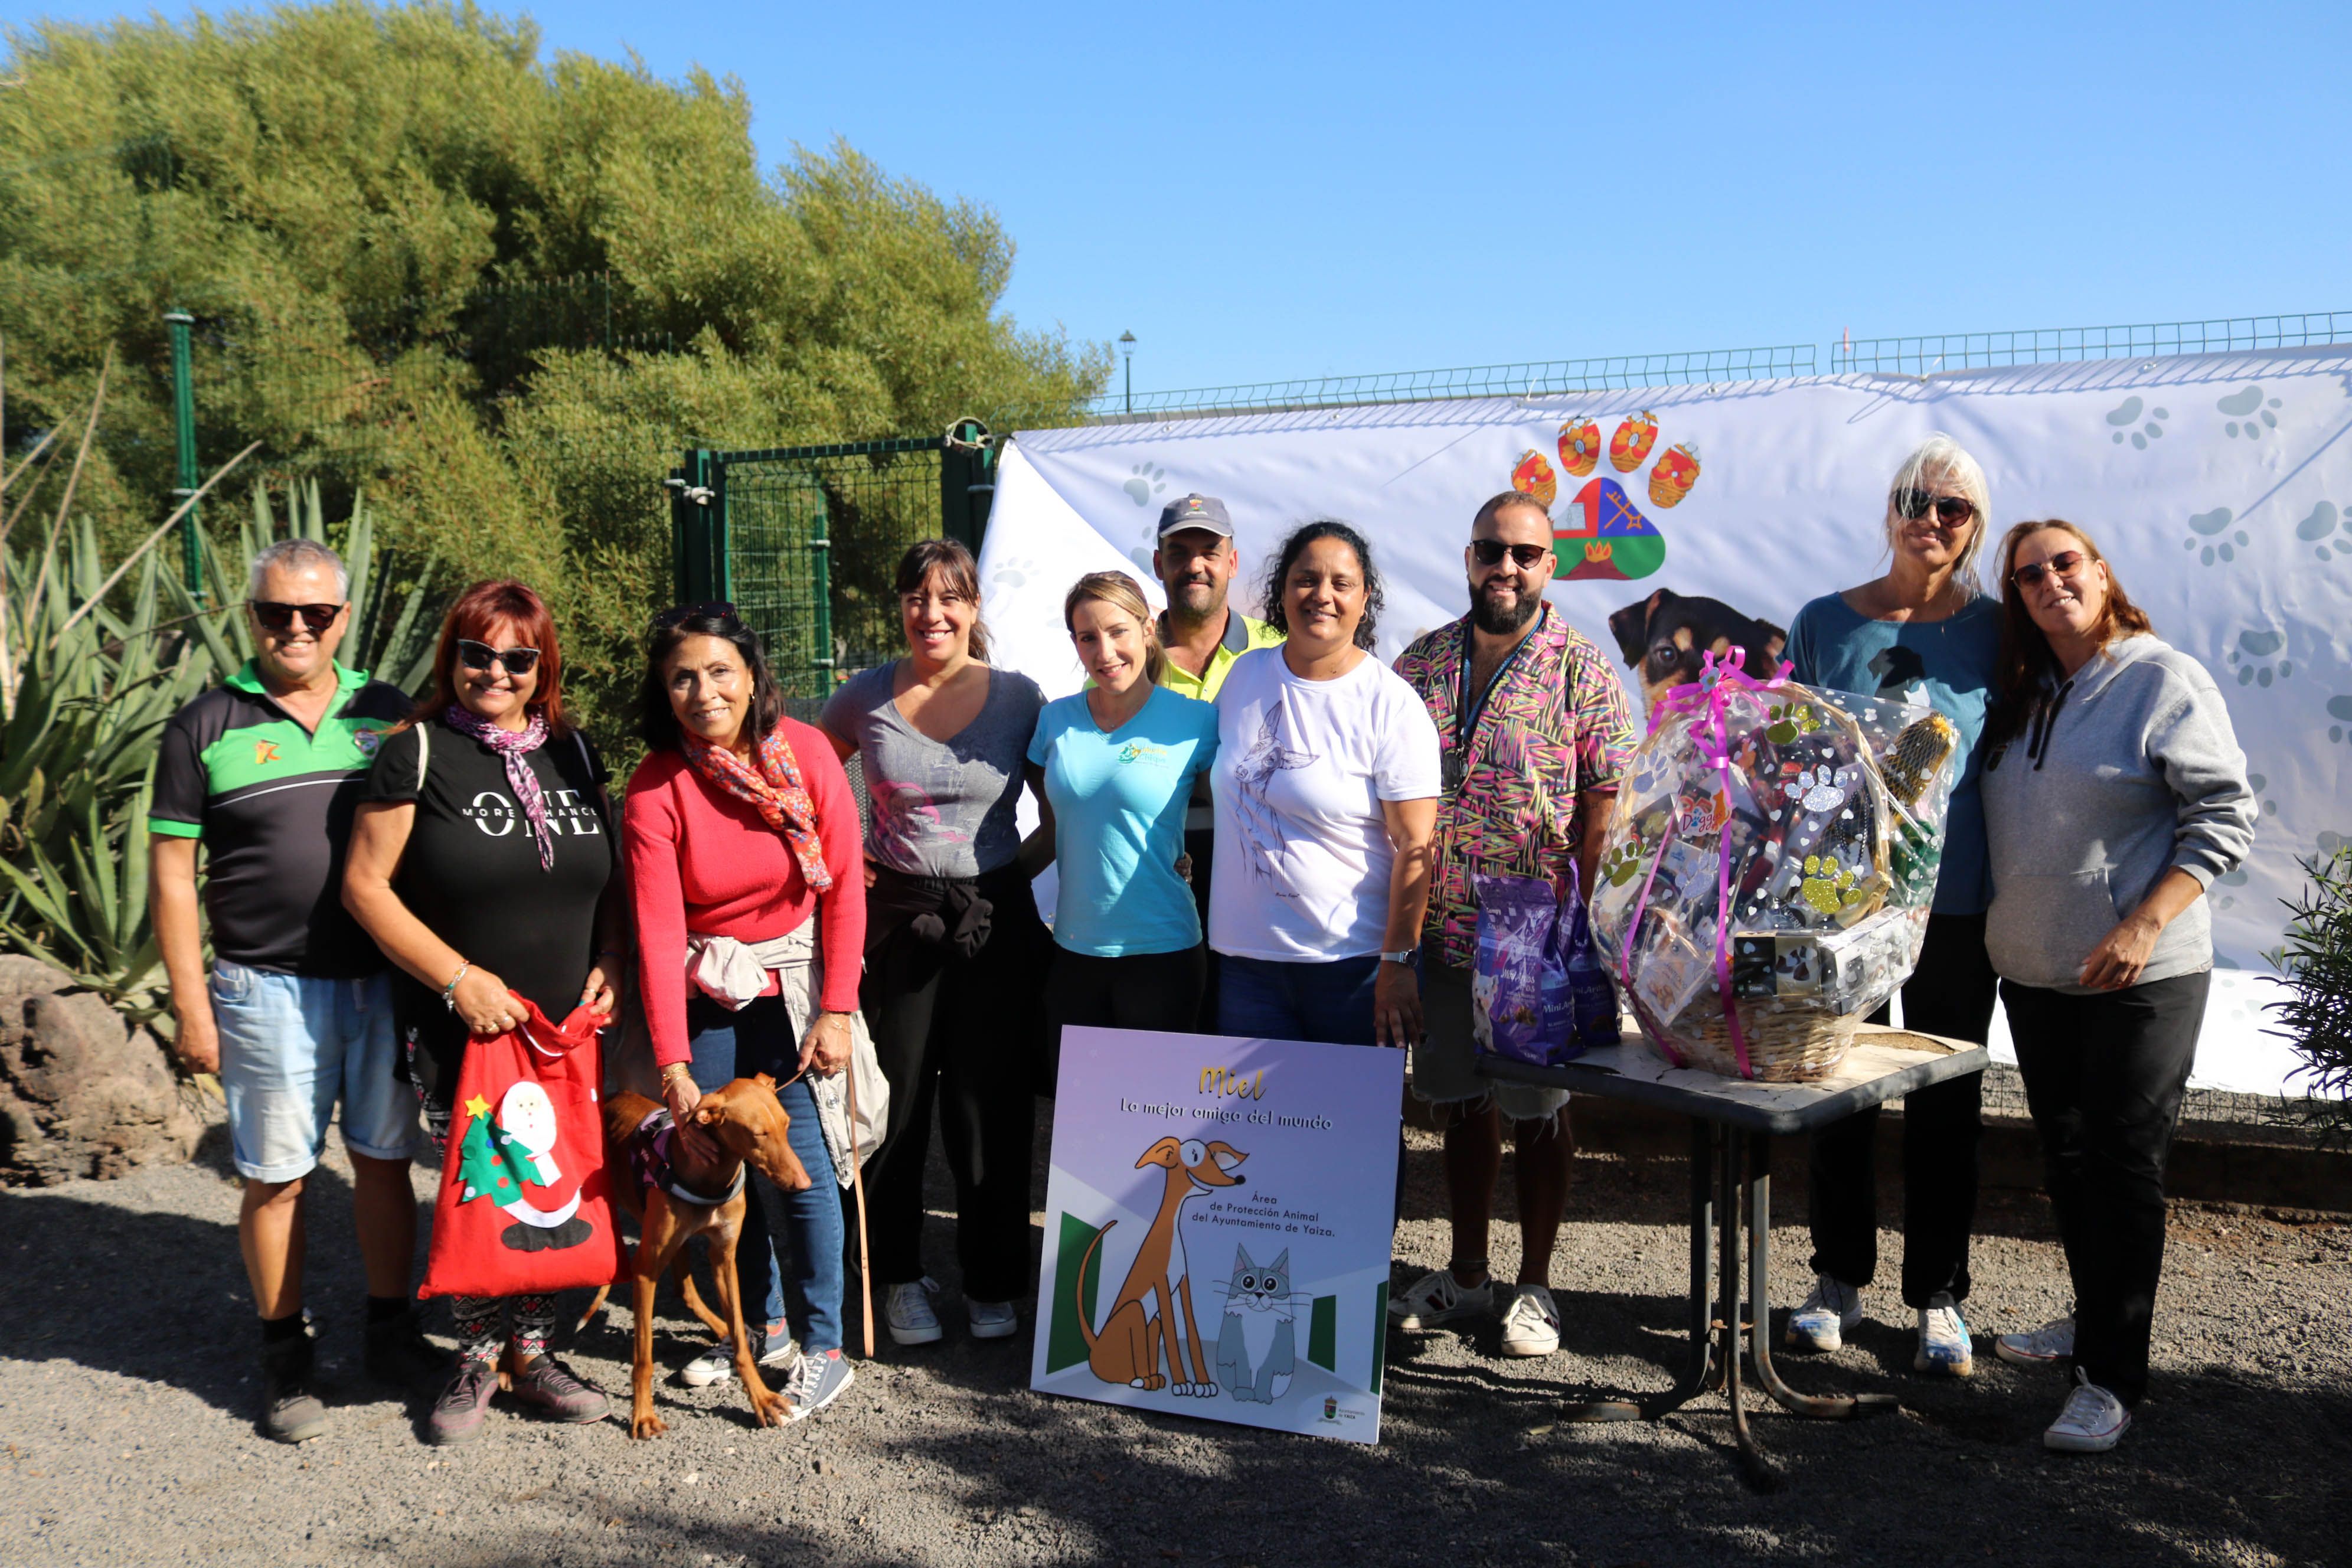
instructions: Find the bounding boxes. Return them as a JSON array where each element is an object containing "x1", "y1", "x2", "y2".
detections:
[{"x1": 2269, "y1": 846, "x2": 2352, "y2": 1146}]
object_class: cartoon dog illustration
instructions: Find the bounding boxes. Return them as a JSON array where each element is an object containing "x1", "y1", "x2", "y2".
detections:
[{"x1": 1074, "y1": 1136, "x2": 1247, "y2": 1396}]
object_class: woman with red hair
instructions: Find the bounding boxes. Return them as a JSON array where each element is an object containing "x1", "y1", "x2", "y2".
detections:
[{"x1": 345, "y1": 580, "x2": 626, "y2": 1444}]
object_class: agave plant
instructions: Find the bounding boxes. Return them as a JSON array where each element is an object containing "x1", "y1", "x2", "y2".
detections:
[{"x1": 1, "y1": 488, "x2": 443, "y2": 1035}]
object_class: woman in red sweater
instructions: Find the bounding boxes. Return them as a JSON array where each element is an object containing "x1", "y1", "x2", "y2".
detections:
[{"x1": 625, "y1": 605, "x2": 865, "y2": 1420}]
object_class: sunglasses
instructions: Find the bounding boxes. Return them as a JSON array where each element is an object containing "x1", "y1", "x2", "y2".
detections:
[
  {"x1": 456, "y1": 638, "x2": 543, "y2": 676},
  {"x1": 1471, "y1": 539, "x2": 1553, "y2": 569},
  {"x1": 2012, "y1": 549, "x2": 2089, "y2": 589},
  {"x1": 249, "y1": 600, "x2": 344, "y2": 635},
  {"x1": 652, "y1": 600, "x2": 739, "y2": 631},
  {"x1": 1894, "y1": 490, "x2": 1977, "y2": 526}
]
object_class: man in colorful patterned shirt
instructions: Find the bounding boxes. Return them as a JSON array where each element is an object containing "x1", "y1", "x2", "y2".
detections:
[
  {"x1": 1389, "y1": 490, "x2": 1637, "y2": 1357},
  {"x1": 150, "y1": 539, "x2": 437, "y2": 1442}
]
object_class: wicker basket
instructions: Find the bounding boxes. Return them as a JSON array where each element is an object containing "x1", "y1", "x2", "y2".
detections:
[{"x1": 1629, "y1": 989, "x2": 1860, "y2": 1082}]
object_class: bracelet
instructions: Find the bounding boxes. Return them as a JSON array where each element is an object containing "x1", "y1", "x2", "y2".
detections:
[
  {"x1": 440, "y1": 961, "x2": 471, "y2": 1013},
  {"x1": 661, "y1": 1062, "x2": 693, "y2": 1083}
]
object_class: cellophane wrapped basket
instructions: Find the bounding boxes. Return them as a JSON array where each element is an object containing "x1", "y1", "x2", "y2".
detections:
[{"x1": 1589, "y1": 651, "x2": 1959, "y2": 1081}]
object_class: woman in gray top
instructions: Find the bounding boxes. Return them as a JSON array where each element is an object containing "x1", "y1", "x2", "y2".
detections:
[
  {"x1": 821, "y1": 538, "x2": 1051, "y2": 1350},
  {"x1": 1978, "y1": 519, "x2": 2255, "y2": 1456}
]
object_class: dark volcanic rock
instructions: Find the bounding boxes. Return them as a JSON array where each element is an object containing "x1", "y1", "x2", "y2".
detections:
[{"x1": 0, "y1": 956, "x2": 201, "y2": 1184}]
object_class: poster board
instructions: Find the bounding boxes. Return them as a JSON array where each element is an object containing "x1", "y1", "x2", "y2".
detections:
[{"x1": 1031, "y1": 1025, "x2": 1403, "y2": 1444}]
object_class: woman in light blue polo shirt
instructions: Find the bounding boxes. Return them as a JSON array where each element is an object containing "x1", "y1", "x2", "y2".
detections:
[{"x1": 1030, "y1": 571, "x2": 1219, "y2": 1058}]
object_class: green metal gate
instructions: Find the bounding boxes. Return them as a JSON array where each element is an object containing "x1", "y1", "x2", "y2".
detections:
[{"x1": 670, "y1": 423, "x2": 995, "y2": 702}]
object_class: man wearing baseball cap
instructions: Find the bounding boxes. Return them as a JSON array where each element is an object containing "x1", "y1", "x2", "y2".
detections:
[{"x1": 1151, "y1": 494, "x2": 1282, "y2": 1028}]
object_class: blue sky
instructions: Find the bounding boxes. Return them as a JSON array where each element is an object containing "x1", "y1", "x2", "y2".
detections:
[{"x1": 9, "y1": 1, "x2": 2350, "y2": 394}]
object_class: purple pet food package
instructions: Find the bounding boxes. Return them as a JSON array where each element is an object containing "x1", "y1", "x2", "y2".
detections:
[
  {"x1": 1471, "y1": 873, "x2": 1564, "y2": 1068},
  {"x1": 1556, "y1": 866, "x2": 1621, "y2": 1059}
]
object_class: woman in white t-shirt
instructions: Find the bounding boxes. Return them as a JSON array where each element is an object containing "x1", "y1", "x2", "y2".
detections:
[{"x1": 1208, "y1": 521, "x2": 1441, "y2": 1047}]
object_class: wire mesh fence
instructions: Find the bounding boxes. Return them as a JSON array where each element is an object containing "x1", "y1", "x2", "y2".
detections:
[{"x1": 1830, "y1": 312, "x2": 2352, "y2": 376}]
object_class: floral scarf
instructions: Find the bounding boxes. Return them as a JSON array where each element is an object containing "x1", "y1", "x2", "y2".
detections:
[
  {"x1": 683, "y1": 728, "x2": 834, "y2": 892},
  {"x1": 443, "y1": 704, "x2": 557, "y2": 871}
]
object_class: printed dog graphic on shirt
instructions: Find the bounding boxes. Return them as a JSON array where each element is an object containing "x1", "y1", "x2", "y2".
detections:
[
  {"x1": 1073, "y1": 1135, "x2": 1248, "y2": 1396},
  {"x1": 1232, "y1": 701, "x2": 1315, "y2": 896}
]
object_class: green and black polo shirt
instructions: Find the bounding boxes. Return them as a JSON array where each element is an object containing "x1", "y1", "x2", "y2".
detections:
[{"x1": 149, "y1": 661, "x2": 412, "y2": 977}]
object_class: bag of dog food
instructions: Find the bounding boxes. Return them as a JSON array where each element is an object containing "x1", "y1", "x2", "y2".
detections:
[
  {"x1": 1556, "y1": 865, "x2": 1621, "y2": 1056},
  {"x1": 1471, "y1": 873, "x2": 1569, "y2": 1067},
  {"x1": 419, "y1": 995, "x2": 625, "y2": 1300}
]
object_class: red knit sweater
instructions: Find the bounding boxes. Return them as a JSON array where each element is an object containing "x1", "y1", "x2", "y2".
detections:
[{"x1": 624, "y1": 720, "x2": 867, "y2": 1069}]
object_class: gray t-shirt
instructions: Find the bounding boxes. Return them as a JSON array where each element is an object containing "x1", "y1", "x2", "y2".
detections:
[{"x1": 821, "y1": 663, "x2": 1045, "y2": 877}]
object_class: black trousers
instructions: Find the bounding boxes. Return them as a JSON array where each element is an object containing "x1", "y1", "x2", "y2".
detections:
[
  {"x1": 1807, "y1": 912, "x2": 1998, "y2": 1306},
  {"x1": 1183, "y1": 825, "x2": 1221, "y2": 1034},
  {"x1": 1043, "y1": 945, "x2": 1208, "y2": 1086},
  {"x1": 859, "y1": 868, "x2": 1048, "y2": 1305},
  {"x1": 2003, "y1": 970, "x2": 2209, "y2": 1407}
]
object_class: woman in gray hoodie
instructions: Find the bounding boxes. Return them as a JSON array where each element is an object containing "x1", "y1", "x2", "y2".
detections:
[{"x1": 1979, "y1": 520, "x2": 2256, "y2": 1455}]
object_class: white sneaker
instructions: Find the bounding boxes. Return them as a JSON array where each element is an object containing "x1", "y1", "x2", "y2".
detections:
[
  {"x1": 2043, "y1": 1368, "x2": 2130, "y2": 1453},
  {"x1": 681, "y1": 1325, "x2": 798, "y2": 1388},
  {"x1": 1913, "y1": 1292, "x2": 1973, "y2": 1377},
  {"x1": 1387, "y1": 1269, "x2": 1493, "y2": 1332},
  {"x1": 966, "y1": 1299, "x2": 1018, "y2": 1340},
  {"x1": 1996, "y1": 1315, "x2": 2075, "y2": 1370},
  {"x1": 1785, "y1": 1275, "x2": 1863, "y2": 1353},
  {"x1": 1498, "y1": 1285, "x2": 1562, "y2": 1357},
  {"x1": 884, "y1": 1278, "x2": 944, "y2": 1346}
]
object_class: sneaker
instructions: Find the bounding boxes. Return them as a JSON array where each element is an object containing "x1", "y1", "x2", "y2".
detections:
[
  {"x1": 1996, "y1": 1315, "x2": 2076, "y2": 1370},
  {"x1": 1785, "y1": 1275, "x2": 1862, "y2": 1353},
  {"x1": 1387, "y1": 1269, "x2": 1494, "y2": 1332},
  {"x1": 1913, "y1": 1292, "x2": 1974, "y2": 1377},
  {"x1": 967, "y1": 1299, "x2": 1018, "y2": 1340},
  {"x1": 782, "y1": 1347, "x2": 855, "y2": 1422},
  {"x1": 363, "y1": 1309, "x2": 449, "y2": 1396},
  {"x1": 884, "y1": 1278, "x2": 945, "y2": 1346},
  {"x1": 681, "y1": 1325, "x2": 801, "y2": 1387},
  {"x1": 260, "y1": 1335, "x2": 326, "y2": 1444},
  {"x1": 1498, "y1": 1285, "x2": 1562, "y2": 1358},
  {"x1": 426, "y1": 1358, "x2": 498, "y2": 1446},
  {"x1": 507, "y1": 1354, "x2": 610, "y2": 1425},
  {"x1": 2043, "y1": 1368, "x2": 2130, "y2": 1453}
]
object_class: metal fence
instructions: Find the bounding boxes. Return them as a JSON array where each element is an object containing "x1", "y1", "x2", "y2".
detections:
[{"x1": 1829, "y1": 311, "x2": 2352, "y2": 377}]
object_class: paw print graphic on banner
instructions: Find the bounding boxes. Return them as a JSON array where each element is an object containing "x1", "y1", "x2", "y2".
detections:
[
  {"x1": 1124, "y1": 463, "x2": 1168, "y2": 506},
  {"x1": 2294, "y1": 501, "x2": 2350, "y2": 561},
  {"x1": 1508, "y1": 411, "x2": 1689, "y2": 583},
  {"x1": 2327, "y1": 695, "x2": 2352, "y2": 745},
  {"x1": 989, "y1": 554, "x2": 1040, "y2": 592},
  {"x1": 2246, "y1": 773, "x2": 2279, "y2": 821},
  {"x1": 2211, "y1": 865, "x2": 2249, "y2": 913},
  {"x1": 2217, "y1": 386, "x2": 2282, "y2": 439},
  {"x1": 2184, "y1": 506, "x2": 2249, "y2": 567},
  {"x1": 2227, "y1": 629, "x2": 2292, "y2": 687},
  {"x1": 2104, "y1": 395, "x2": 2170, "y2": 449}
]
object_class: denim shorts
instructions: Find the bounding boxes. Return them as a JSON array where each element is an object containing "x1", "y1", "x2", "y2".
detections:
[
  {"x1": 1412, "y1": 957, "x2": 1569, "y2": 1125},
  {"x1": 211, "y1": 962, "x2": 419, "y2": 1181}
]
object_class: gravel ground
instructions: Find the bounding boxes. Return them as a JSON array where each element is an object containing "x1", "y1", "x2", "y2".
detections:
[{"x1": 4, "y1": 1109, "x2": 2348, "y2": 1568}]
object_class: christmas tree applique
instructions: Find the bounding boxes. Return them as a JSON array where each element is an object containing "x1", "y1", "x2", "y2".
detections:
[{"x1": 455, "y1": 1083, "x2": 592, "y2": 1252}]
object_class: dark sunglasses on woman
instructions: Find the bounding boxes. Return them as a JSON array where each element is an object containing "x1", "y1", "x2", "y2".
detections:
[
  {"x1": 2011, "y1": 550, "x2": 2088, "y2": 589},
  {"x1": 1471, "y1": 539, "x2": 1553, "y2": 569},
  {"x1": 248, "y1": 600, "x2": 344, "y2": 635},
  {"x1": 1894, "y1": 490, "x2": 1977, "y2": 526},
  {"x1": 456, "y1": 638, "x2": 543, "y2": 676},
  {"x1": 651, "y1": 600, "x2": 739, "y2": 631}
]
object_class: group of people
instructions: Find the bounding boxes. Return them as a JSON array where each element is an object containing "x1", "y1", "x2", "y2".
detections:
[{"x1": 151, "y1": 432, "x2": 2254, "y2": 1459}]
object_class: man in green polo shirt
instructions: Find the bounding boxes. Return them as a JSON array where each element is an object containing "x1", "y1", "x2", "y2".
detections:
[
  {"x1": 1152, "y1": 494, "x2": 1283, "y2": 1028},
  {"x1": 150, "y1": 538, "x2": 439, "y2": 1443}
]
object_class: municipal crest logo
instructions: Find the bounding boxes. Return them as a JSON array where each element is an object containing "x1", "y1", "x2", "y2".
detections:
[{"x1": 354, "y1": 728, "x2": 384, "y2": 758}]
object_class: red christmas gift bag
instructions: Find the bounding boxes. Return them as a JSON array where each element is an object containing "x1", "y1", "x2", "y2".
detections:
[{"x1": 419, "y1": 995, "x2": 625, "y2": 1300}]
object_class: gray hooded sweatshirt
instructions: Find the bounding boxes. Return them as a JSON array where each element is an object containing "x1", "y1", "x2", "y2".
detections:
[{"x1": 1979, "y1": 634, "x2": 2256, "y2": 995}]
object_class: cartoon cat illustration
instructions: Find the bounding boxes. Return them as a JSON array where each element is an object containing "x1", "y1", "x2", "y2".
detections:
[
  {"x1": 1230, "y1": 703, "x2": 1315, "y2": 893},
  {"x1": 1214, "y1": 1244, "x2": 1301, "y2": 1404}
]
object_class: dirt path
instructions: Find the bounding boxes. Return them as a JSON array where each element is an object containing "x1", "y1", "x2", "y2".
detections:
[{"x1": 4, "y1": 1119, "x2": 2347, "y2": 1567}]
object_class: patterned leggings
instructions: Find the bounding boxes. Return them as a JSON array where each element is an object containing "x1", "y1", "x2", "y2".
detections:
[{"x1": 426, "y1": 1095, "x2": 555, "y2": 1366}]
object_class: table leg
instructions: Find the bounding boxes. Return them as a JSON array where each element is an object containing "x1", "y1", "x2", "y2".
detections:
[
  {"x1": 1560, "y1": 1118, "x2": 1716, "y2": 1422},
  {"x1": 1745, "y1": 1131, "x2": 1902, "y2": 1422},
  {"x1": 1716, "y1": 1126, "x2": 1776, "y2": 1489}
]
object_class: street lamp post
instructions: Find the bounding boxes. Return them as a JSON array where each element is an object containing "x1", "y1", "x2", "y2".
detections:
[{"x1": 1118, "y1": 330, "x2": 1136, "y2": 415}]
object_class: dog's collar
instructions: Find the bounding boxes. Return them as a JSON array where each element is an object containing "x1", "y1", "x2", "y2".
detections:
[{"x1": 633, "y1": 1108, "x2": 747, "y2": 1208}]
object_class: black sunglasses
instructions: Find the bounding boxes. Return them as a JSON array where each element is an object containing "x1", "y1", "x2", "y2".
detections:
[
  {"x1": 1894, "y1": 490, "x2": 1977, "y2": 526},
  {"x1": 249, "y1": 600, "x2": 344, "y2": 635},
  {"x1": 652, "y1": 600, "x2": 740, "y2": 631},
  {"x1": 1471, "y1": 539, "x2": 1553, "y2": 569},
  {"x1": 2013, "y1": 550, "x2": 2088, "y2": 589},
  {"x1": 456, "y1": 638, "x2": 543, "y2": 676}
]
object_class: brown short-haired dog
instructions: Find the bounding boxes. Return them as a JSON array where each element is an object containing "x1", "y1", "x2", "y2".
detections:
[{"x1": 580, "y1": 1074, "x2": 812, "y2": 1439}]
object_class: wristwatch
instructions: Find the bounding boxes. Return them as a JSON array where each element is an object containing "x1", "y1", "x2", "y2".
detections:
[{"x1": 1379, "y1": 949, "x2": 1417, "y2": 965}]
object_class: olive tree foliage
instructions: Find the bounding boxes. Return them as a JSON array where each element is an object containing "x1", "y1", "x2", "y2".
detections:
[{"x1": 0, "y1": 1, "x2": 1108, "y2": 732}]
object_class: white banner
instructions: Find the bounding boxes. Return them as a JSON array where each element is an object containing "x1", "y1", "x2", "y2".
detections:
[{"x1": 979, "y1": 348, "x2": 2352, "y2": 1096}]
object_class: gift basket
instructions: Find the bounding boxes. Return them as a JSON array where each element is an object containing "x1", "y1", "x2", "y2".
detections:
[{"x1": 1588, "y1": 649, "x2": 1960, "y2": 1082}]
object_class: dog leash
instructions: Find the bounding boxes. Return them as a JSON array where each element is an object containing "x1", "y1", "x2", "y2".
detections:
[{"x1": 778, "y1": 1056, "x2": 875, "y2": 1359}]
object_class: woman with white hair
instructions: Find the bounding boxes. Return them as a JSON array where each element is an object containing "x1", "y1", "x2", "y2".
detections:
[{"x1": 1779, "y1": 435, "x2": 2004, "y2": 1378}]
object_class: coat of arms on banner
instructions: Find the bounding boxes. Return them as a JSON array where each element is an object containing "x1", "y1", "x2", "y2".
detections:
[{"x1": 1031, "y1": 1026, "x2": 1404, "y2": 1443}]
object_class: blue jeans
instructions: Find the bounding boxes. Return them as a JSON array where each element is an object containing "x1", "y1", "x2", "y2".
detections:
[
  {"x1": 210, "y1": 964, "x2": 417, "y2": 1181},
  {"x1": 1216, "y1": 953, "x2": 1382, "y2": 1046},
  {"x1": 685, "y1": 994, "x2": 845, "y2": 1355}
]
